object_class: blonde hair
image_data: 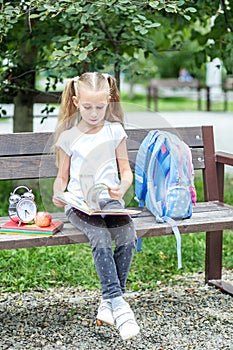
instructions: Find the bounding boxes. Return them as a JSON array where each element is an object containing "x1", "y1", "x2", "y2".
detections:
[{"x1": 53, "y1": 72, "x2": 124, "y2": 151}]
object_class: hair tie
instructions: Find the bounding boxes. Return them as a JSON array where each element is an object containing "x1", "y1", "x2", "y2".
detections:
[
  {"x1": 102, "y1": 73, "x2": 110, "y2": 80},
  {"x1": 73, "y1": 76, "x2": 79, "y2": 96}
]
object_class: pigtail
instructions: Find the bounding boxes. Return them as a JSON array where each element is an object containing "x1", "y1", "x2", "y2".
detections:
[
  {"x1": 52, "y1": 79, "x2": 78, "y2": 154},
  {"x1": 106, "y1": 75, "x2": 124, "y2": 125},
  {"x1": 108, "y1": 75, "x2": 120, "y2": 103}
]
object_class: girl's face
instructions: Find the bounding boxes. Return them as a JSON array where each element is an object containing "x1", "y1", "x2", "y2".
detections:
[{"x1": 74, "y1": 89, "x2": 109, "y2": 127}]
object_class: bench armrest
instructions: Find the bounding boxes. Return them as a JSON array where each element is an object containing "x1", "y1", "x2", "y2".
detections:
[
  {"x1": 215, "y1": 151, "x2": 233, "y2": 167},
  {"x1": 215, "y1": 151, "x2": 233, "y2": 202}
]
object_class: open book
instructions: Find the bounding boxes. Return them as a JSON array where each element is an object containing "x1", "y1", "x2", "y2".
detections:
[{"x1": 55, "y1": 191, "x2": 142, "y2": 216}]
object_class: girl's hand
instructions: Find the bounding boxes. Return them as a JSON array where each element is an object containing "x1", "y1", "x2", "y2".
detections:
[
  {"x1": 52, "y1": 195, "x2": 66, "y2": 208},
  {"x1": 108, "y1": 180, "x2": 131, "y2": 200},
  {"x1": 108, "y1": 186, "x2": 124, "y2": 200}
]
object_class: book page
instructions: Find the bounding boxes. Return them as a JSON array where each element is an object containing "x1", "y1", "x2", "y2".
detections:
[{"x1": 55, "y1": 192, "x2": 142, "y2": 216}]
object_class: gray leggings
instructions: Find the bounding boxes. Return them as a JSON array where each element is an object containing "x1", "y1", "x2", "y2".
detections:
[{"x1": 66, "y1": 199, "x2": 137, "y2": 299}]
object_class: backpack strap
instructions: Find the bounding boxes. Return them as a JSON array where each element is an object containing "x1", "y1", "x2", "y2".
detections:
[
  {"x1": 135, "y1": 130, "x2": 161, "y2": 205},
  {"x1": 162, "y1": 216, "x2": 182, "y2": 269},
  {"x1": 146, "y1": 132, "x2": 167, "y2": 218},
  {"x1": 146, "y1": 131, "x2": 183, "y2": 269},
  {"x1": 135, "y1": 130, "x2": 161, "y2": 253}
]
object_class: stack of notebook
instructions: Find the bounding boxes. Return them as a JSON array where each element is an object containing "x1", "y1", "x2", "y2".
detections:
[{"x1": 0, "y1": 220, "x2": 63, "y2": 236}]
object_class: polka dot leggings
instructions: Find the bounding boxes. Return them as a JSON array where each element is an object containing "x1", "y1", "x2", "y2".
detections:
[{"x1": 66, "y1": 199, "x2": 137, "y2": 299}]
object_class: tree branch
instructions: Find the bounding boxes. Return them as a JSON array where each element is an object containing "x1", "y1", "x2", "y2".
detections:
[
  {"x1": 220, "y1": 0, "x2": 233, "y2": 32},
  {"x1": 98, "y1": 19, "x2": 115, "y2": 45}
]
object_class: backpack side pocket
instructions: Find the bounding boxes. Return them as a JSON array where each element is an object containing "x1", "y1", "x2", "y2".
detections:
[{"x1": 166, "y1": 186, "x2": 192, "y2": 219}]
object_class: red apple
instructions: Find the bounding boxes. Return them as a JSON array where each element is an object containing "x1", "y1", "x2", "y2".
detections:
[{"x1": 35, "y1": 211, "x2": 52, "y2": 227}]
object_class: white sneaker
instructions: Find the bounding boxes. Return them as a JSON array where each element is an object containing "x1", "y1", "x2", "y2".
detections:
[
  {"x1": 96, "y1": 298, "x2": 114, "y2": 326},
  {"x1": 113, "y1": 302, "x2": 140, "y2": 341}
]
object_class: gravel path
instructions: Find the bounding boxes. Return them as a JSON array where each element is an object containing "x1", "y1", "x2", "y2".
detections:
[{"x1": 1, "y1": 270, "x2": 233, "y2": 350}]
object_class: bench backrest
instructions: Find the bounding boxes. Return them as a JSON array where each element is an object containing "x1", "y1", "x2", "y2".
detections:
[
  {"x1": 148, "y1": 78, "x2": 199, "y2": 89},
  {"x1": 223, "y1": 77, "x2": 233, "y2": 90},
  {"x1": 0, "y1": 126, "x2": 219, "y2": 201}
]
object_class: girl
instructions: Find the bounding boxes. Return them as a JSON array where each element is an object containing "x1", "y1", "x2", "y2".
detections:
[{"x1": 52, "y1": 72, "x2": 140, "y2": 341}]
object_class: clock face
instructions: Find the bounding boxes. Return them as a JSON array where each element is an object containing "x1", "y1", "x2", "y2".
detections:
[{"x1": 16, "y1": 198, "x2": 37, "y2": 223}]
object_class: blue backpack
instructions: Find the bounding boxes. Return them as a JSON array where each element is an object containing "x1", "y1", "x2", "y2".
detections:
[{"x1": 135, "y1": 130, "x2": 196, "y2": 269}]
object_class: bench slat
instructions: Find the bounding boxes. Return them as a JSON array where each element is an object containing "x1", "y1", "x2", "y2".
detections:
[
  {"x1": 0, "y1": 127, "x2": 204, "y2": 157},
  {"x1": 0, "y1": 126, "x2": 205, "y2": 181},
  {"x1": 0, "y1": 201, "x2": 232, "y2": 250},
  {"x1": 128, "y1": 148, "x2": 205, "y2": 171},
  {"x1": 0, "y1": 148, "x2": 204, "y2": 180},
  {"x1": 126, "y1": 126, "x2": 204, "y2": 148},
  {"x1": 0, "y1": 132, "x2": 53, "y2": 156},
  {"x1": 0, "y1": 155, "x2": 57, "y2": 180}
]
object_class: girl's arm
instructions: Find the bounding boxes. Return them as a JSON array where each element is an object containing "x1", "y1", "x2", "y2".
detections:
[
  {"x1": 108, "y1": 138, "x2": 133, "y2": 200},
  {"x1": 52, "y1": 148, "x2": 70, "y2": 207}
]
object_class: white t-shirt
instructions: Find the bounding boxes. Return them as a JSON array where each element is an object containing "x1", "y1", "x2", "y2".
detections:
[{"x1": 56, "y1": 121, "x2": 127, "y2": 201}]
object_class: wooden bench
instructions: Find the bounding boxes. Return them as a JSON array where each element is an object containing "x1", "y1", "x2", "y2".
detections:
[
  {"x1": 147, "y1": 78, "x2": 202, "y2": 112},
  {"x1": 1, "y1": 126, "x2": 233, "y2": 295},
  {"x1": 223, "y1": 77, "x2": 233, "y2": 112}
]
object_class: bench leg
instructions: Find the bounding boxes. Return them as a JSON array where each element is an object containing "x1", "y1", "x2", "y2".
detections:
[
  {"x1": 205, "y1": 230, "x2": 222, "y2": 282},
  {"x1": 147, "y1": 87, "x2": 151, "y2": 110},
  {"x1": 206, "y1": 230, "x2": 233, "y2": 296}
]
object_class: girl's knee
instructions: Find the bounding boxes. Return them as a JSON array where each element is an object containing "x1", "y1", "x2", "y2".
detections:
[
  {"x1": 115, "y1": 233, "x2": 137, "y2": 249},
  {"x1": 90, "y1": 233, "x2": 112, "y2": 249}
]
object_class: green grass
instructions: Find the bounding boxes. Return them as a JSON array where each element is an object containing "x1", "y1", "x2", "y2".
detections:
[
  {"x1": 121, "y1": 93, "x2": 233, "y2": 112},
  {"x1": 0, "y1": 173, "x2": 233, "y2": 293},
  {"x1": 1, "y1": 92, "x2": 232, "y2": 119}
]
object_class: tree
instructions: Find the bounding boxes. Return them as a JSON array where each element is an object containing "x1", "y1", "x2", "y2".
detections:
[
  {"x1": 2, "y1": 1, "x2": 218, "y2": 132},
  {"x1": 190, "y1": 0, "x2": 233, "y2": 75},
  {"x1": 0, "y1": 1, "x2": 63, "y2": 131}
]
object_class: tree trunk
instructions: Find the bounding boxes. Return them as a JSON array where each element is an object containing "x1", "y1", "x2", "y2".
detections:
[
  {"x1": 114, "y1": 62, "x2": 121, "y2": 91},
  {"x1": 13, "y1": 89, "x2": 34, "y2": 132},
  {"x1": 13, "y1": 16, "x2": 37, "y2": 133},
  {"x1": 128, "y1": 81, "x2": 135, "y2": 99}
]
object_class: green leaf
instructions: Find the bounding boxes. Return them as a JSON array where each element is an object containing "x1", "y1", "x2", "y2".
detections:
[
  {"x1": 148, "y1": 22, "x2": 161, "y2": 28},
  {"x1": 42, "y1": 4, "x2": 57, "y2": 12},
  {"x1": 149, "y1": 1, "x2": 159, "y2": 9},
  {"x1": 56, "y1": 36, "x2": 72, "y2": 42},
  {"x1": 52, "y1": 50, "x2": 65, "y2": 57},
  {"x1": 183, "y1": 14, "x2": 191, "y2": 21},
  {"x1": 185, "y1": 7, "x2": 197, "y2": 13},
  {"x1": 78, "y1": 52, "x2": 88, "y2": 60},
  {"x1": 29, "y1": 14, "x2": 43, "y2": 19},
  {"x1": 165, "y1": 6, "x2": 176, "y2": 13},
  {"x1": 136, "y1": 14, "x2": 147, "y2": 21},
  {"x1": 85, "y1": 43, "x2": 93, "y2": 51},
  {"x1": 177, "y1": 0, "x2": 185, "y2": 5},
  {"x1": 140, "y1": 28, "x2": 149, "y2": 35}
]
